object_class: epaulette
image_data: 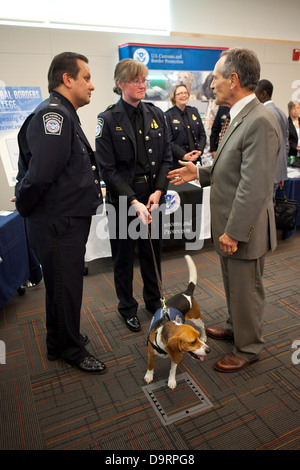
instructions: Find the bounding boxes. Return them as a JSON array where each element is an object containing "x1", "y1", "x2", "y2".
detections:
[
  {"x1": 105, "y1": 103, "x2": 116, "y2": 111},
  {"x1": 49, "y1": 96, "x2": 61, "y2": 108}
]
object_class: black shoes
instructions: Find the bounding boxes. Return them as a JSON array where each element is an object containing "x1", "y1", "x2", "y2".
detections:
[
  {"x1": 47, "y1": 335, "x2": 106, "y2": 374},
  {"x1": 47, "y1": 334, "x2": 90, "y2": 361},
  {"x1": 125, "y1": 316, "x2": 141, "y2": 332},
  {"x1": 64, "y1": 355, "x2": 106, "y2": 374}
]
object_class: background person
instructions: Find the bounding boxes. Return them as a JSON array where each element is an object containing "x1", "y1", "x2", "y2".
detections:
[
  {"x1": 168, "y1": 48, "x2": 281, "y2": 373},
  {"x1": 255, "y1": 79, "x2": 289, "y2": 197},
  {"x1": 95, "y1": 59, "x2": 173, "y2": 332},
  {"x1": 15, "y1": 52, "x2": 106, "y2": 374},
  {"x1": 165, "y1": 84, "x2": 206, "y2": 168},
  {"x1": 288, "y1": 101, "x2": 300, "y2": 158}
]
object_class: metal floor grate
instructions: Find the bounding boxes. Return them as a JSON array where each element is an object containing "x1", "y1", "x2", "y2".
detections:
[{"x1": 142, "y1": 373, "x2": 213, "y2": 425}]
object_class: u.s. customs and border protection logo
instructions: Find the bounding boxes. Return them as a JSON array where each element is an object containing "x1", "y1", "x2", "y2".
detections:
[
  {"x1": 133, "y1": 48, "x2": 150, "y2": 65},
  {"x1": 96, "y1": 117, "x2": 104, "y2": 138},
  {"x1": 165, "y1": 190, "x2": 181, "y2": 215},
  {"x1": 43, "y1": 112, "x2": 63, "y2": 135}
]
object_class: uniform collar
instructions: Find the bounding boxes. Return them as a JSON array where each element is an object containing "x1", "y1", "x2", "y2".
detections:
[{"x1": 50, "y1": 91, "x2": 81, "y2": 124}]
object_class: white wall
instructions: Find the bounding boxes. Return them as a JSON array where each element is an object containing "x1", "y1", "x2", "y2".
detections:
[{"x1": 1, "y1": 0, "x2": 300, "y2": 207}]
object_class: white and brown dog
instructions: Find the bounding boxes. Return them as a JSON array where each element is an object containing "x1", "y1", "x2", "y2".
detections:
[{"x1": 144, "y1": 255, "x2": 210, "y2": 389}]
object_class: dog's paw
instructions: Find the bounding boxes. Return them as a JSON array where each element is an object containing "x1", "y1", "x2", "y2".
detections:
[
  {"x1": 167, "y1": 378, "x2": 177, "y2": 389},
  {"x1": 144, "y1": 370, "x2": 154, "y2": 384}
]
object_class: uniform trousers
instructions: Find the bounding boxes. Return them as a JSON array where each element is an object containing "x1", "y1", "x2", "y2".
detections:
[
  {"x1": 220, "y1": 255, "x2": 266, "y2": 362},
  {"x1": 108, "y1": 181, "x2": 162, "y2": 319},
  {"x1": 26, "y1": 214, "x2": 92, "y2": 363}
]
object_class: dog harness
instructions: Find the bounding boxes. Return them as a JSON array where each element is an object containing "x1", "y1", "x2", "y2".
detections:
[{"x1": 147, "y1": 307, "x2": 185, "y2": 355}]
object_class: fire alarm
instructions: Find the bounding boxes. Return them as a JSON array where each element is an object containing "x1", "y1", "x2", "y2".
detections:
[{"x1": 293, "y1": 49, "x2": 300, "y2": 61}]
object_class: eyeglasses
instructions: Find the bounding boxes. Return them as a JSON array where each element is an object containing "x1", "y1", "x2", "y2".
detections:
[
  {"x1": 175, "y1": 91, "x2": 189, "y2": 96},
  {"x1": 127, "y1": 79, "x2": 150, "y2": 87}
]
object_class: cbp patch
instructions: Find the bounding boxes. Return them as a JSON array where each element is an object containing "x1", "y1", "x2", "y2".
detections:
[
  {"x1": 43, "y1": 113, "x2": 63, "y2": 135},
  {"x1": 96, "y1": 117, "x2": 104, "y2": 138}
]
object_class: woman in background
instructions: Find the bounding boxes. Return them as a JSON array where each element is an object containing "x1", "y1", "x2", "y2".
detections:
[
  {"x1": 165, "y1": 84, "x2": 206, "y2": 169},
  {"x1": 288, "y1": 101, "x2": 300, "y2": 157}
]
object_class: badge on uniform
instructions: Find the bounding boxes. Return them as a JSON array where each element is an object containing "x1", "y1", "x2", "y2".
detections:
[
  {"x1": 43, "y1": 113, "x2": 63, "y2": 135},
  {"x1": 172, "y1": 119, "x2": 180, "y2": 124},
  {"x1": 95, "y1": 117, "x2": 104, "y2": 138},
  {"x1": 192, "y1": 114, "x2": 197, "y2": 120},
  {"x1": 151, "y1": 119, "x2": 159, "y2": 129}
]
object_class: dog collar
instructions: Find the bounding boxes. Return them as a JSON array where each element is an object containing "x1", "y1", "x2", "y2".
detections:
[{"x1": 149, "y1": 333, "x2": 167, "y2": 356}]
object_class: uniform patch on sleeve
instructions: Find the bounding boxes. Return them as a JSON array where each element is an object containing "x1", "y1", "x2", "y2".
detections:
[
  {"x1": 96, "y1": 117, "x2": 104, "y2": 138},
  {"x1": 43, "y1": 113, "x2": 63, "y2": 135}
]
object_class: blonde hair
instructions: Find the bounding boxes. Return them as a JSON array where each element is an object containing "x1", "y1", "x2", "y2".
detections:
[
  {"x1": 170, "y1": 84, "x2": 189, "y2": 106},
  {"x1": 113, "y1": 58, "x2": 148, "y2": 95}
]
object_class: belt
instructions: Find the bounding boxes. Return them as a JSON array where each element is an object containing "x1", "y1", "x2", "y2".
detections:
[{"x1": 133, "y1": 175, "x2": 150, "y2": 183}]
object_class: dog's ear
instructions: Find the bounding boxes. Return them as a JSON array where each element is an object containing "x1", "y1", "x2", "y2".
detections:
[{"x1": 165, "y1": 337, "x2": 183, "y2": 364}]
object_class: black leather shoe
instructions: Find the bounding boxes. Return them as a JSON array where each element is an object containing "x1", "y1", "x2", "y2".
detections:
[
  {"x1": 64, "y1": 355, "x2": 107, "y2": 374},
  {"x1": 125, "y1": 316, "x2": 141, "y2": 332},
  {"x1": 47, "y1": 334, "x2": 90, "y2": 361}
]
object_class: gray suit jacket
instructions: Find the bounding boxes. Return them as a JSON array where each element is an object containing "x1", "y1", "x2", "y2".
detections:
[
  {"x1": 199, "y1": 97, "x2": 281, "y2": 259},
  {"x1": 265, "y1": 101, "x2": 289, "y2": 183}
]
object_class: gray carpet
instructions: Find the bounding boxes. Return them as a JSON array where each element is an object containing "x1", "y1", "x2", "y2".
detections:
[{"x1": 0, "y1": 231, "x2": 300, "y2": 452}]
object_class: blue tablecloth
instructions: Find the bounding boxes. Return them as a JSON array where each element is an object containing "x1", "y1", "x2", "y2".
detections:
[
  {"x1": 0, "y1": 211, "x2": 42, "y2": 307},
  {"x1": 276, "y1": 177, "x2": 300, "y2": 238}
]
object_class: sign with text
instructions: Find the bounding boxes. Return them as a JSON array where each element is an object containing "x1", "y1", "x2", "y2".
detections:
[{"x1": 0, "y1": 87, "x2": 42, "y2": 186}]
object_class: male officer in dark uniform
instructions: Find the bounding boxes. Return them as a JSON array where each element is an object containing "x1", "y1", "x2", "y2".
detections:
[
  {"x1": 95, "y1": 58, "x2": 173, "y2": 332},
  {"x1": 15, "y1": 52, "x2": 106, "y2": 373}
]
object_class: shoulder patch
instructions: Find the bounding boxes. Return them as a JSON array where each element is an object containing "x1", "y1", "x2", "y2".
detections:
[
  {"x1": 43, "y1": 112, "x2": 63, "y2": 135},
  {"x1": 96, "y1": 117, "x2": 104, "y2": 138}
]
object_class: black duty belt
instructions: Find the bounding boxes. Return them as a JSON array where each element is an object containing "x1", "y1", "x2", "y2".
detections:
[{"x1": 133, "y1": 175, "x2": 150, "y2": 183}]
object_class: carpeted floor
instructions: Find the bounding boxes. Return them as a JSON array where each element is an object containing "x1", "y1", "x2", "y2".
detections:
[{"x1": 0, "y1": 230, "x2": 300, "y2": 452}]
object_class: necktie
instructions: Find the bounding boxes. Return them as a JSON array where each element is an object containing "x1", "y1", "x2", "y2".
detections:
[
  {"x1": 135, "y1": 107, "x2": 148, "y2": 169},
  {"x1": 183, "y1": 110, "x2": 195, "y2": 151},
  {"x1": 218, "y1": 113, "x2": 231, "y2": 145}
]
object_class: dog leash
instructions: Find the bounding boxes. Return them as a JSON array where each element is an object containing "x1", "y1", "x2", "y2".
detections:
[{"x1": 147, "y1": 224, "x2": 169, "y2": 318}]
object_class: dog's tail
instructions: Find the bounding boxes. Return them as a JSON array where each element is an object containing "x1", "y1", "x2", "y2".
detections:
[{"x1": 184, "y1": 255, "x2": 197, "y2": 296}]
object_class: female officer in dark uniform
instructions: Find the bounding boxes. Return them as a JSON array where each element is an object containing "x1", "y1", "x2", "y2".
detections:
[
  {"x1": 165, "y1": 84, "x2": 206, "y2": 169},
  {"x1": 95, "y1": 59, "x2": 173, "y2": 332}
]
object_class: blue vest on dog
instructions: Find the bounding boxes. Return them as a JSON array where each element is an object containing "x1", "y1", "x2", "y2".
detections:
[{"x1": 147, "y1": 307, "x2": 184, "y2": 343}]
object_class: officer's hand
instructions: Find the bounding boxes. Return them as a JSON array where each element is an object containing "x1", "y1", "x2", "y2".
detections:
[
  {"x1": 130, "y1": 200, "x2": 151, "y2": 225},
  {"x1": 146, "y1": 190, "x2": 162, "y2": 212}
]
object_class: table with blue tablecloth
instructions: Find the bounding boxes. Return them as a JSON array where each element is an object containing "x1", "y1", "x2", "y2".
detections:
[
  {"x1": 276, "y1": 167, "x2": 300, "y2": 239},
  {"x1": 0, "y1": 211, "x2": 42, "y2": 307}
]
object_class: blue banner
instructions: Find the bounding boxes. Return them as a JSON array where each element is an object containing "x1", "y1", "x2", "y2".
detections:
[
  {"x1": 0, "y1": 86, "x2": 42, "y2": 186},
  {"x1": 119, "y1": 43, "x2": 227, "y2": 71}
]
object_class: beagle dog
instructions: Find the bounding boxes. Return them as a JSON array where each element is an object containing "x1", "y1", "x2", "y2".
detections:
[{"x1": 144, "y1": 255, "x2": 210, "y2": 389}]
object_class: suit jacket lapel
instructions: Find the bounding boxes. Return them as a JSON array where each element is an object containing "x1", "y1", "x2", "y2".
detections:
[{"x1": 212, "y1": 97, "x2": 260, "y2": 169}]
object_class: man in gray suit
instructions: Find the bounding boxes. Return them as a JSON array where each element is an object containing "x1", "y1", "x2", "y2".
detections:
[
  {"x1": 255, "y1": 79, "x2": 289, "y2": 198},
  {"x1": 168, "y1": 49, "x2": 281, "y2": 372}
]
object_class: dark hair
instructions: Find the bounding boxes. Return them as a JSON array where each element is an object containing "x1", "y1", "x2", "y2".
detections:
[
  {"x1": 47, "y1": 52, "x2": 89, "y2": 92},
  {"x1": 220, "y1": 48, "x2": 260, "y2": 91},
  {"x1": 256, "y1": 79, "x2": 273, "y2": 98}
]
